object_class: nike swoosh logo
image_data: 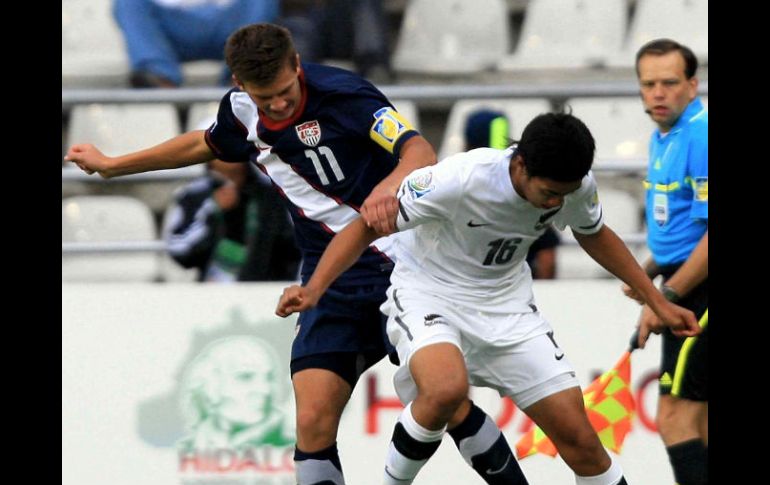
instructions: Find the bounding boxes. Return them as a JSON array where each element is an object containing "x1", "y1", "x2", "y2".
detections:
[
  {"x1": 467, "y1": 221, "x2": 491, "y2": 227},
  {"x1": 555, "y1": 352, "x2": 565, "y2": 360},
  {"x1": 534, "y1": 207, "x2": 562, "y2": 230},
  {"x1": 486, "y1": 455, "x2": 511, "y2": 475},
  {"x1": 538, "y1": 207, "x2": 561, "y2": 224}
]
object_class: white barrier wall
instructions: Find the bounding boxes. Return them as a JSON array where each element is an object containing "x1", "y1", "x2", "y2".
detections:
[{"x1": 62, "y1": 281, "x2": 674, "y2": 484}]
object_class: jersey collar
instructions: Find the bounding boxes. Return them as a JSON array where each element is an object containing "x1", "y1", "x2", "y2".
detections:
[{"x1": 656, "y1": 97, "x2": 704, "y2": 139}]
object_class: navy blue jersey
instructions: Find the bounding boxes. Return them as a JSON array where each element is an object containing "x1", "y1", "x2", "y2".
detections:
[{"x1": 204, "y1": 63, "x2": 419, "y2": 286}]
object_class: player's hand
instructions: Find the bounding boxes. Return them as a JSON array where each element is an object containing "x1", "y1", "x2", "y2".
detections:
[
  {"x1": 664, "y1": 302, "x2": 701, "y2": 338},
  {"x1": 638, "y1": 301, "x2": 700, "y2": 348},
  {"x1": 275, "y1": 285, "x2": 320, "y2": 317},
  {"x1": 635, "y1": 305, "x2": 664, "y2": 349},
  {"x1": 64, "y1": 144, "x2": 110, "y2": 177},
  {"x1": 360, "y1": 186, "x2": 399, "y2": 236},
  {"x1": 621, "y1": 283, "x2": 644, "y2": 304}
]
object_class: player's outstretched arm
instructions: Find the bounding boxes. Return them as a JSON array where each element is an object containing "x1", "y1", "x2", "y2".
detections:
[
  {"x1": 64, "y1": 131, "x2": 215, "y2": 178},
  {"x1": 621, "y1": 256, "x2": 661, "y2": 303},
  {"x1": 574, "y1": 225, "x2": 700, "y2": 338},
  {"x1": 275, "y1": 218, "x2": 381, "y2": 317}
]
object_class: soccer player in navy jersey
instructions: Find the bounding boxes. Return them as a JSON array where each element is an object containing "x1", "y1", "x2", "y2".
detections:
[{"x1": 66, "y1": 22, "x2": 518, "y2": 485}]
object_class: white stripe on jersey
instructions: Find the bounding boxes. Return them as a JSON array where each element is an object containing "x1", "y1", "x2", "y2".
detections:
[
  {"x1": 229, "y1": 92, "x2": 271, "y2": 149},
  {"x1": 228, "y1": 91, "x2": 396, "y2": 259},
  {"x1": 256, "y1": 151, "x2": 396, "y2": 257}
]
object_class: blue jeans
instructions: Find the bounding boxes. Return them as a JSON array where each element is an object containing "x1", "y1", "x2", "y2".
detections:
[{"x1": 113, "y1": 0, "x2": 279, "y2": 85}]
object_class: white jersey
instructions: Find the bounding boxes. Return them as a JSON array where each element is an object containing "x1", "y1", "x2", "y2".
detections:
[{"x1": 392, "y1": 147, "x2": 604, "y2": 313}]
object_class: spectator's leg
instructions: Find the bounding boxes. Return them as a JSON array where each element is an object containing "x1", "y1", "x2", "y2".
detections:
[{"x1": 113, "y1": 0, "x2": 181, "y2": 86}]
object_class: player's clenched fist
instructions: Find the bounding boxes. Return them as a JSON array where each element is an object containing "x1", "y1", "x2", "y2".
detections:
[{"x1": 276, "y1": 285, "x2": 320, "y2": 317}]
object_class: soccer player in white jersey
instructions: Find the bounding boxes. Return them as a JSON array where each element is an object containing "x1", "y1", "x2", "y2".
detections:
[{"x1": 276, "y1": 112, "x2": 701, "y2": 485}]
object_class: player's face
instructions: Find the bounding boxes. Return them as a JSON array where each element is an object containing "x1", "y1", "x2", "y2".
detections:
[
  {"x1": 511, "y1": 156, "x2": 582, "y2": 209},
  {"x1": 241, "y1": 61, "x2": 302, "y2": 122},
  {"x1": 523, "y1": 176, "x2": 582, "y2": 210},
  {"x1": 637, "y1": 51, "x2": 697, "y2": 132}
]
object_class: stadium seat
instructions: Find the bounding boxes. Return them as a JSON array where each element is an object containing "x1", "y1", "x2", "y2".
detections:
[
  {"x1": 607, "y1": 0, "x2": 708, "y2": 68},
  {"x1": 62, "y1": 196, "x2": 159, "y2": 282},
  {"x1": 392, "y1": 0, "x2": 510, "y2": 75},
  {"x1": 556, "y1": 188, "x2": 642, "y2": 279},
  {"x1": 438, "y1": 98, "x2": 552, "y2": 160},
  {"x1": 186, "y1": 102, "x2": 221, "y2": 132},
  {"x1": 69, "y1": 103, "x2": 181, "y2": 156},
  {"x1": 62, "y1": 0, "x2": 130, "y2": 87},
  {"x1": 181, "y1": 60, "x2": 225, "y2": 87},
  {"x1": 67, "y1": 103, "x2": 202, "y2": 211},
  {"x1": 498, "y1": 0, "x2": 627, "y2": 71},
  {"x1": 567, "y1": 97, "x2": 655, "y2": 168}
]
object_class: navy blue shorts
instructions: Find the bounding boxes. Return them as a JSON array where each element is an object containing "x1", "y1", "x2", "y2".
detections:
[{"x1": 290, "y1": 283, "x2": 398, "y2": 388}]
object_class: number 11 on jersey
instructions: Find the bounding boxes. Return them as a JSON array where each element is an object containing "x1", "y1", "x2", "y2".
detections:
[{"x1": 305, "y1": 146, "x2": 345, "y2": 185}]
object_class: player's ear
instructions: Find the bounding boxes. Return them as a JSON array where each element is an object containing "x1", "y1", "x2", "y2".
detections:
[
  {"x1": 512, "y1": 154, "x2": 530, "y2": 179},
  {"x1": 232, "y1": 75, "x2": 244, "y2": 90},
  {"x1": 513, "y1": 154, "x2": 526, "y2": 171}
]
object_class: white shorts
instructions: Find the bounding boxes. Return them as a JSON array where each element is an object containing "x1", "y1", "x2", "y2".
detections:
[{"x1": 382, "y1": 286, "x2": 580, "y2": 410}]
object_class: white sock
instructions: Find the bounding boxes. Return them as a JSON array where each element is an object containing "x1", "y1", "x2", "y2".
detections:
[
  {"x1": 575, "y1": 454, "x2": 624, "y2": 485},
  {"x1": 383, "y1": 402, "x2": 445, "y2": 485}
]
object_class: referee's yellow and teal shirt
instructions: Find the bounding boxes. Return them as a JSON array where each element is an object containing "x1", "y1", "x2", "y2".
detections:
[{"x1": 644, "y1": 98, "x2": 708, "y2": 265}]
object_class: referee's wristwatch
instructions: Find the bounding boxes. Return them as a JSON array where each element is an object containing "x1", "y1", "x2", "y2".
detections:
[{"x1": 661, "y1": 285, "x2": 681, "y2": 303}]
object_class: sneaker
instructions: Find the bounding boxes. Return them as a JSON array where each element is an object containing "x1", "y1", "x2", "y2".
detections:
[{"x1": 129, "y1": 71, "x2": 178, "y2": 88}]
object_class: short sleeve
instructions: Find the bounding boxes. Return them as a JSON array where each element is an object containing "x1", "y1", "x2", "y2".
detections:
[
  {"x1": 688, "y1": 122, "x2": 708, "y2": 221},
  {"x1": 204, "y1": 90, "x2": 258, "y2": 163},
  {"x1": 554, "y1": 172, "x2": 604, "y2": 235},
  {"x1": 395, "y1": 162, "x2": 463, "y2": 231}
]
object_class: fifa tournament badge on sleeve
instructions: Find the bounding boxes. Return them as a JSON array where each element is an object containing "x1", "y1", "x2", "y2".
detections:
[{"x1": 694, "y1": 177, "x2": 708, "y2": 202}]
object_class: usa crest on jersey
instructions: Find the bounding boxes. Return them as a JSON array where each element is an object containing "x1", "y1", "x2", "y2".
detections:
[{"x1": 296, "y1": 120, "x2": 321, "y2": 147}]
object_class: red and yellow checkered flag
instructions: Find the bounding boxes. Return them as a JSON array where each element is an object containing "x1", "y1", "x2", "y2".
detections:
[{"x1": 516, "y1": 347, "x2": 636, "y2": 459}]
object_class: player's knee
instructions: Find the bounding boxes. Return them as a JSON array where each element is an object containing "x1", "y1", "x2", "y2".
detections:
[
  {"x1": 656, "y1": 398, "x2": 694, "y2": 436},
  {"x1": 421, "y1": 379, "x2": 468, "y2": 416},
  {"x1": 555, "y1": 424, "x2": 605, "y2": 462},
  {"x1": 656, "y1": 407, "x2": 676, "y2": 436},
  {"x1": 295, "y1": 403, "x2": 339, "y2": 441}
]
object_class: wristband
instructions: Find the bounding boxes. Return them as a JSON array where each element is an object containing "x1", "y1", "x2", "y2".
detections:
[{"x1": 661, "y1": 285, "x2": 681, "y2": 303}]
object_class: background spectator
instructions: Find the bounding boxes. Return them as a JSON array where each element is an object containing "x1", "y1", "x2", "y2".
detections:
[
  {"x1": 280, "y1": 0, "x2": 392, "y2": 82},
  {"x1": 164, "y1": 159, "x2": 300, "y2": 282},
  {"x1": 114, "y1": 0, "x2": 280, "y2": 87}
]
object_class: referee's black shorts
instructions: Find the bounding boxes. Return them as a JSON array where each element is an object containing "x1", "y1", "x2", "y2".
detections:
[{"x1": 658, "y1": 266, "x2": 708, "y2": 402}]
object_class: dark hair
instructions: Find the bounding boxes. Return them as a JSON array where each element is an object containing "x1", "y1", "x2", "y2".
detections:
[
  {"x1": 635, "y1": 38, "x2": 698, "y2": 79},
  {"x1": 516, "y1": 112, "x2": 595, "y2": 182},
  {"x1": 225, "y1": 23, "x2": 299, "y2": 86}
]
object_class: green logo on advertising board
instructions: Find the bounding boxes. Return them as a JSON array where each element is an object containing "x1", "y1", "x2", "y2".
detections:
[{"x1": 136, "y1": 307, "x2": 297, "y2": 483}]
